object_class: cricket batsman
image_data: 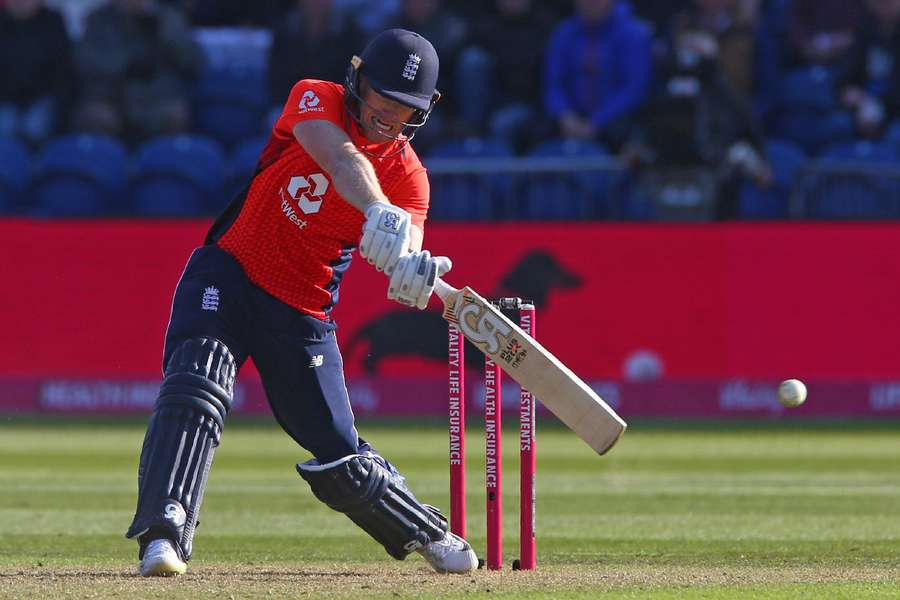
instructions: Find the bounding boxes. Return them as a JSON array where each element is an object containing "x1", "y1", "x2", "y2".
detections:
[{"x1": 125, "y1": 29, "x2": 478, "y2": 576}]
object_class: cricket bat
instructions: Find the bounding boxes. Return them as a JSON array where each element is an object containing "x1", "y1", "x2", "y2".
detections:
[{"x1": 434, "y1": 278, "x2": 627, "y2": 455}]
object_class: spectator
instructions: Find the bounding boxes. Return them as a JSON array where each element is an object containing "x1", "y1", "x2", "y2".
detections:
[
  {"x1": 333, "y1": 0, "x2": 400, "y2": 34},
  {"x1": 623, "y1": 0, "x2": 773, "y2": 218},
  {"x1": 0, "y1": 0, "x2": 73, "y2": 146},
  {"x1": 395, "y1": 0, "x2": 468, "y2": 79},
  {"x1": 544, "y1": 0, "x2": 653, "y2": 150},
  {"x1": 459, "y1": 0, "x2": 554, "y2": 150},
  {"x1": 177, "y1": 0, "x2": 290, "y2": 27},
  {"x1": 43, "y1": 0, "x2": 108, "y2": 38},
  {"x1": 670, "y1": 0, "x2": 760, "y2": 96},
  {"x1": 542, "y1": 0, "x2": 579, "y2": 21},
  {"x1": 73, "y1": 0, "x2": 205, "y2": 144},
  {"x1": 630, "y1": 0, "x2": 691, "y2": 36},
  {"x1": 268, "y1": 0, "x2": 362, "y2": 107},
  {"x1": 754, "y1": 0, "x2": 793, "y2": 122},
  {"x1": 839, "y1": 0, "x2": 900, "y2": 139},
  {"x1": 760, "y1": 0, "x2": 862, "y2": 153},
  {"x1": 786, "y1": 0, "x2": 863, "y2": 69},
  {"x1": 393, "y1": 0, "x2": 468, "y2": 139}
]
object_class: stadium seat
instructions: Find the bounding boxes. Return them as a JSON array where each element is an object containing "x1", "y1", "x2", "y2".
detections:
[
  {"x1": 130, "y1": 135, "x2": 225, "y2": 216},
  {"x1": 801, "y1": 140, "x2": 899, "y2": 219},
  {"x1": 0, "y1": 138, "x2": 31, "y2": 214},
  {"x1": 738, "y1": 139, "x2": 808, "y2": 219},
  {"x1": 425, "y1": 137, "x2": 514, "y2": 220},
  {"x1": 770, "y1": 67, "x2": 853, "y2": 154},
  {"x1": 518, "y1": 138, "x2": 613, "y2": 219},
  {"x1": 225, "y1": 135, "x2": 267, "y2": 198},
  {"x1": 773, "y1": 109, "x2": 855, "y2": 155},
  {"x1": 884, "y1": 119, "x2": 900, "y2": 151},
  {"x1": 779, "y1": 66, "x2": 839, "y2": 112},
  {"x1": 194, "y1": 67, "x2": 269, "y2": 149},
  {"x1": 820, "y1": 139, "x2": 899, "y2": 162},
  {"x1": 31, "y1": 135, "x2": 128, "y2": 217}
]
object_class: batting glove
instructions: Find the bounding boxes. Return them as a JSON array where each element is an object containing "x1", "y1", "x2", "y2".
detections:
[
  {"x1": 387, "y1": 250, "x2": 452, "y2": 310},
  {"x1": 359, "y1": 203, "x2": 411, "y2": 274}
]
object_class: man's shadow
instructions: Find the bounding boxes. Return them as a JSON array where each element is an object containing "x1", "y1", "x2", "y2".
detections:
[{"x1": 346, "y1": 250, "x2": 583, "y2": 373}]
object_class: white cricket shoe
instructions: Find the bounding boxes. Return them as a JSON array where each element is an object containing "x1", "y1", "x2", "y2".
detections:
[
  {"x1": 140, "y1": 538, "x2": 187, "y2": 577},
  {"x1": 417, "y1": 531, "x2": 479, "y2": 574}
]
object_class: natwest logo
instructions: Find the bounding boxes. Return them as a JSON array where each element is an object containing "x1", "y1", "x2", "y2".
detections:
[
  {"x1": 298, "y1": 90, "x2": 324, "y2": 112},
  {"x1": 288, "y1": 173, "x2": 329, "y2": 214},
  {"x1": 279, "y1": 173, "x2": 329, "y2": 230}
]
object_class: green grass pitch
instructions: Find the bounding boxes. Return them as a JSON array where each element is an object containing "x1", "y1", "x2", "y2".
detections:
[{"x1": 1, "y1": 417, "x2": 899, "y2": 599}]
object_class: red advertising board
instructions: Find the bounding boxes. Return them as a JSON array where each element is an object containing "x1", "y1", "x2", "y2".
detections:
[{"x1": 2, "y1": 219, "x2": 899, "y2": 417}]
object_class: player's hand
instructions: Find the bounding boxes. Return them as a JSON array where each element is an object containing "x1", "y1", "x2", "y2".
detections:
[
  {"x1": 360, "y1": 203, "x2": 411, "y2": 274},
  {"x1": 387, "y1": 250, "x2": 452, "y2": 310}
]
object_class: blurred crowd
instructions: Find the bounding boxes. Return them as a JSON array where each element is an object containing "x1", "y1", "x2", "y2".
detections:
[{"x1": 3, "y1": 0, "x2": 900, "y2": 219}]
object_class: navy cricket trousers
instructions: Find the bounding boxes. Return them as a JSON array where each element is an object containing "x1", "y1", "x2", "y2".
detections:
[{"x1": 163, "y1": 244, "x2": 360, "y2": 461}]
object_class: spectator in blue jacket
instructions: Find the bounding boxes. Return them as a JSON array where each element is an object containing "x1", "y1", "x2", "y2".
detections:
[{"x1": 544, "y1": 0, "x2": 653, "y2": 149}]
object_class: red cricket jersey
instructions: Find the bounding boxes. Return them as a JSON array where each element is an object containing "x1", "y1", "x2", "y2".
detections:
[{"x1": 211, "y1": 79, "x2": 430, "y2": 320}]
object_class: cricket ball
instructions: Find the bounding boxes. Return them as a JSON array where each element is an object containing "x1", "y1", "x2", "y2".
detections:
[{"x1": 777, "y1": 379, "x2": 807, "y2": 408}]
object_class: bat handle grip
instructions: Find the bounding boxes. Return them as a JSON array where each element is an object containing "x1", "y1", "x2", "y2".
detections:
[{"x1": 434, "y1": 277, "x2": 456, "y2": 302}]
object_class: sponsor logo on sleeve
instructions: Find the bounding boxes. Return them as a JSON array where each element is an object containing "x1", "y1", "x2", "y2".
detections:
[{"x1": 298, "y1": 90, "x2": 325, "y2": 113}]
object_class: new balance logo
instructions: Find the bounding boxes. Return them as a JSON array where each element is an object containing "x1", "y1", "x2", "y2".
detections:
[
  {"x1": 403, "y1": 539, "x2": 423, "y2": 552},
  {"x1": 402, "y1": 53, "x2": 421, "y2": 81},
  {"x1": 309, "y1": 355, "x2": 324, "y2": 368},
  {"x1": 201, "y1": 286, "x2": 220, "y2": 311}
]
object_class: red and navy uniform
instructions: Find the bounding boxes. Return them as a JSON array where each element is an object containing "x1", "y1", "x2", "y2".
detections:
[
  {"x1": 163, "y1": 79, "x2": 431, "y2": 461},
  {"x1": 207, "y1": 79, "x2": 429, "y2": 320}
]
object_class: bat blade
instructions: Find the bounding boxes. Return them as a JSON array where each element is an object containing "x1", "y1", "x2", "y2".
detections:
[{"x1": 436, "y1": 280, "x2": 626, "y2": 455}]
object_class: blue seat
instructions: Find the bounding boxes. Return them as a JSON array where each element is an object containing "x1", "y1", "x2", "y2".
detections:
[
  {"x1": 425, "y1": 138, "x2": 514, "y2": 220},
  {"x1": 194, "y1": 67, "x2": 269, "y2": 149},
  {"x1": 739, "y1": 139, "x2": 808, "y2": 219},
  {"x1": 820, "y1": 139, "x2": 898, "y2": 162},
  {"x1": 779, "y1": 67, "x2": 839, "y2": 112},
  {"x1": 31, "y1": 135, "x2": 128, "y2": 217},
  {"x1": 130, "y1": 135, "x2": 225, "y2": 216},
  {"x1": 802, "y1": 140, "x2": 899, "y2": 218},
  {"x1": 519, "y1": 139, "x2": 612, "y2": 219},
  {"x1": 883, "y1": 119, "x2": 900, "y2": 151},
  {"x1": 0, "y1": 138, "x2": 31, "y2": 213},
  {"x1": 773, "y1": 109, "x2": 855, "y2": 155},
  {"x1": 225, "y1": 135, "x2": 267, "y2": 198}
]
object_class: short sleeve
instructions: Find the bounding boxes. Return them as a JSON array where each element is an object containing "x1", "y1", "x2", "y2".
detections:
[
  {"x1": 274, "y1": 79, "x2": 345, "y2": 140},
  {"x1": 390, "y1": 165, "x2": 430, "y2": 229}
]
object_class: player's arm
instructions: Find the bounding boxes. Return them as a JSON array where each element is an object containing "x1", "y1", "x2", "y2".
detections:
[
  {"x1": 293, "y1": 120, "x2": 410, "y2": 273},
  {"x1": 409, "y1": 225, "x2": 423, "y2": 252},
  {"x1": 293, "y1": 120, "x2": 388, "y2": 212}
]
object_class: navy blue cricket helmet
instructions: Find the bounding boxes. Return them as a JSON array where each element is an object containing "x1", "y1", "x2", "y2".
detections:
[{"x1": 344, "y1": 28, "x2": 441, "y2": 146}]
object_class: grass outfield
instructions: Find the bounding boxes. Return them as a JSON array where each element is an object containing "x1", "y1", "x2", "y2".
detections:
[{"x1": 0, "y1": 417, "x2": 899, "y2": 599}]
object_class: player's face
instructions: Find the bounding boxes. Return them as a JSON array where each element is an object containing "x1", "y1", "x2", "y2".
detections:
[{"x1": 358, "y1": 78, "x2": 418, "y2": 143}]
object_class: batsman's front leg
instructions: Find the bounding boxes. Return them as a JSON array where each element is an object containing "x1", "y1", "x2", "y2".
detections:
[{"x1": 125, "y1": 337, "x2": 237, "y2": 575}]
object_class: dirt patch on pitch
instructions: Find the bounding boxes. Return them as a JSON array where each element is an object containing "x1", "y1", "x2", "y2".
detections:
[{"x1": 1, "y1": 563, "x2": 899, "y2": 599}]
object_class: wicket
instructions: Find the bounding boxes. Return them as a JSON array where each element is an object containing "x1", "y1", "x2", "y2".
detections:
[{"x1": 448, "y1": 297, "x2": 537, "y2": 570}]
